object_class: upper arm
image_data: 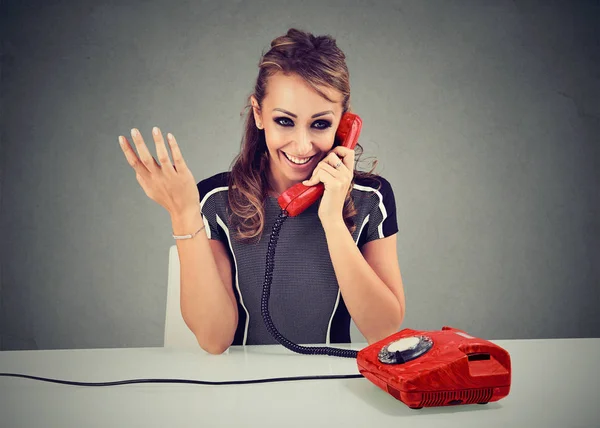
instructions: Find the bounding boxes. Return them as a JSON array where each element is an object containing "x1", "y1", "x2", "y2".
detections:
[{"x1": 360, "y1": 233, "x2": 405, "y2": 318}]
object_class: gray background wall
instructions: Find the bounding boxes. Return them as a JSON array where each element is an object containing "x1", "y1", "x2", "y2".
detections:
[{"x1": 0, "y1": 0, "x2": 598, "y2": 351}]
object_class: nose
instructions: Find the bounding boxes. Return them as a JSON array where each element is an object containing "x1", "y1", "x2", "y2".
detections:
[{"x1": 292, "y1": 127, "x2": 312, "y2": 156}]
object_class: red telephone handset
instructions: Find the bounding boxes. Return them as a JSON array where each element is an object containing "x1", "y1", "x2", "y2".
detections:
[{"x1": 277, "y1": 113, "x2": 363, "y2": 216}]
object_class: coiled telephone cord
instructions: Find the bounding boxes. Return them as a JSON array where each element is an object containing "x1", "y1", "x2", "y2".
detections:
[{"x1": 260, "y1": 210, "x2": 359, "y2": 359}]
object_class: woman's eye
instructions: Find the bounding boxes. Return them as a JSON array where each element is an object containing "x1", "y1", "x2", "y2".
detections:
[
  {"x1": 274, "y1": 117, "x2": 294, "y2": 127},
  {"x1": 313, "y1": 120, "x2": 332, "y2": 130}
]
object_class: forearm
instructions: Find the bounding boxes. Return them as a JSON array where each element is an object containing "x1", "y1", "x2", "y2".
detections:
[
  {"x1": 322, "y1": 219, "x2": 403, "y2": 344},
  {"x1": 171, "y1": 210, "x2": 237, "y2": 354}
]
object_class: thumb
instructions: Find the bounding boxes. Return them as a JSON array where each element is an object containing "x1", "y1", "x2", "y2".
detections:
[{"x1": 302, "y1": 172, "x2": 319, "y2": 186}]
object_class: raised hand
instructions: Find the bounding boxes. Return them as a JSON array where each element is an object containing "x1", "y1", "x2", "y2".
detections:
[{"x1": 118, "y1": 127, "x2": 200, "y2": 218}]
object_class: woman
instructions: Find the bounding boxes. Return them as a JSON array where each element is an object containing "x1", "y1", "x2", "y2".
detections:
[{"x1": 118, "y1": 28, "x2": 405, "y2": 354}]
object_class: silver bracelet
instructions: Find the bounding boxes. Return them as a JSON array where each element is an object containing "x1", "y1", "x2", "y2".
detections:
[{"x1": 172, "y1": 224, "x2": 206, "y2": 240}]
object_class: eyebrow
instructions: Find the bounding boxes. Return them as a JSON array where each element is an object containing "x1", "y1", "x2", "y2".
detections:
[{"x1": 273, "y1": 108, "x2": 334, "y2": 118}]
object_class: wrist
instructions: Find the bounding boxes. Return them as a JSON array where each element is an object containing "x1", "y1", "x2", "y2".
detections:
[
  {"x1": 170, "y1": 207, "x2": 204, "y2": 236},
  {"x1": 170, "y1": 203, "x2": 200, "y2": 221},
  {"x1": 321, "y1": 217, "x2": 347, "y2": 234}
]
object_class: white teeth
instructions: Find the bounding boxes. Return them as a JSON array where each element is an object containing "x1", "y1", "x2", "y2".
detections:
[{"x1": 284, "y1": 152, "x2": 312, "y2": 165}]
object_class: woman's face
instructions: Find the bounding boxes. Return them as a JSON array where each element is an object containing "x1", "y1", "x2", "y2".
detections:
[{"x1": 252, "y1": 72, "x2": 344, "y2": 194}]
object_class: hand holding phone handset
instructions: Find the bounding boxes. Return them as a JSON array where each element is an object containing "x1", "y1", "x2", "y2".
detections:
[
  {"x1": 261, "y1": 112, "x2": 363, "y2": 358},
  {"x1": 277, "y1": 113, "x2": 362, "y2": 216}
]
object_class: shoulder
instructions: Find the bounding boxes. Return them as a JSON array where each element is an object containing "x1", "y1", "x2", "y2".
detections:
[
  {"x1": 352, "y1": 173, "x2": 395, "y2": 200},
  {"x1": 197, "y1": 171, "x2": 230, "y2": 206},
  {"x1": 351, "y1": 173, "x2": 398, "y2": 224},
  {"x1": 353, "y1": 173, "x2": 399, "y2": 242}
]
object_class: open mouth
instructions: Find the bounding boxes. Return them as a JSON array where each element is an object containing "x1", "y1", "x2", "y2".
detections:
[{"x1": 282, "y1": 151, "x2": 316, "y2": 167}]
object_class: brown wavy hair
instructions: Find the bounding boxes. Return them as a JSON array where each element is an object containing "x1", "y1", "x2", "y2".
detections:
[{"x1": 228, "y1": 28, "x2": 381, "y2": 243}]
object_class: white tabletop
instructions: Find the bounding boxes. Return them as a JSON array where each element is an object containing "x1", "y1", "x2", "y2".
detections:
[{"x1": 1, "y1": 338, "x2": 598, "y2": 428}]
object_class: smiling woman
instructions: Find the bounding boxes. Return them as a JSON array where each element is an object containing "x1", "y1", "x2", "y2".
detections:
[
  {"x1": 118, "y1": 28, "x2": 405, "y2": 354},
  {"x1": 251, "y1": 73, "x2": 342, "y2": 193}
]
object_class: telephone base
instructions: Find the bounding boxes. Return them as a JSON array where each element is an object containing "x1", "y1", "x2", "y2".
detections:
[{"x1": 356, "y1": 326, "x2": 511, "y2": 409}]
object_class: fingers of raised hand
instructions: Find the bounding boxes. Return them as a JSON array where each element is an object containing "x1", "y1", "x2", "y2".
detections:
[
  {"x1": 165, "y1": 132, "x2": 188, "y2": 172},
  {"x1": 120, "y1": 128, "x2": 190, "y2": 175},
  {"x1": 130, "y1": 128, "x2": 159, "y2": 171},
  {"x1": 119, "y1": 135, "x2": 150, "y2": 176},
  {"x1": 151, "y1": 127, "x2": 175, "y2": 174}
]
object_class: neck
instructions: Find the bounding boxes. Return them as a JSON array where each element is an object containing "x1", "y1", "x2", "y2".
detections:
[{"x1": 267, "y1": 166, "x2": 297, "y2": 198}]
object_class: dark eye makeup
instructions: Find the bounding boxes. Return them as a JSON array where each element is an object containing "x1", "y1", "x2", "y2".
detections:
[{"x1": 273, "y1": 117, "x2": 332, "y2": 130}]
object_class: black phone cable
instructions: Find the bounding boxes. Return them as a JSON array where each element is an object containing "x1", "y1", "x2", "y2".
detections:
[{"x1": 0, "y1": 372, "x2": 362, "y2": 387}]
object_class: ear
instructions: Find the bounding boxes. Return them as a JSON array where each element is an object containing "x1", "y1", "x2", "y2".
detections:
[{"x1": 250, "y1": 95, "x2": 263, "y2": 129}]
